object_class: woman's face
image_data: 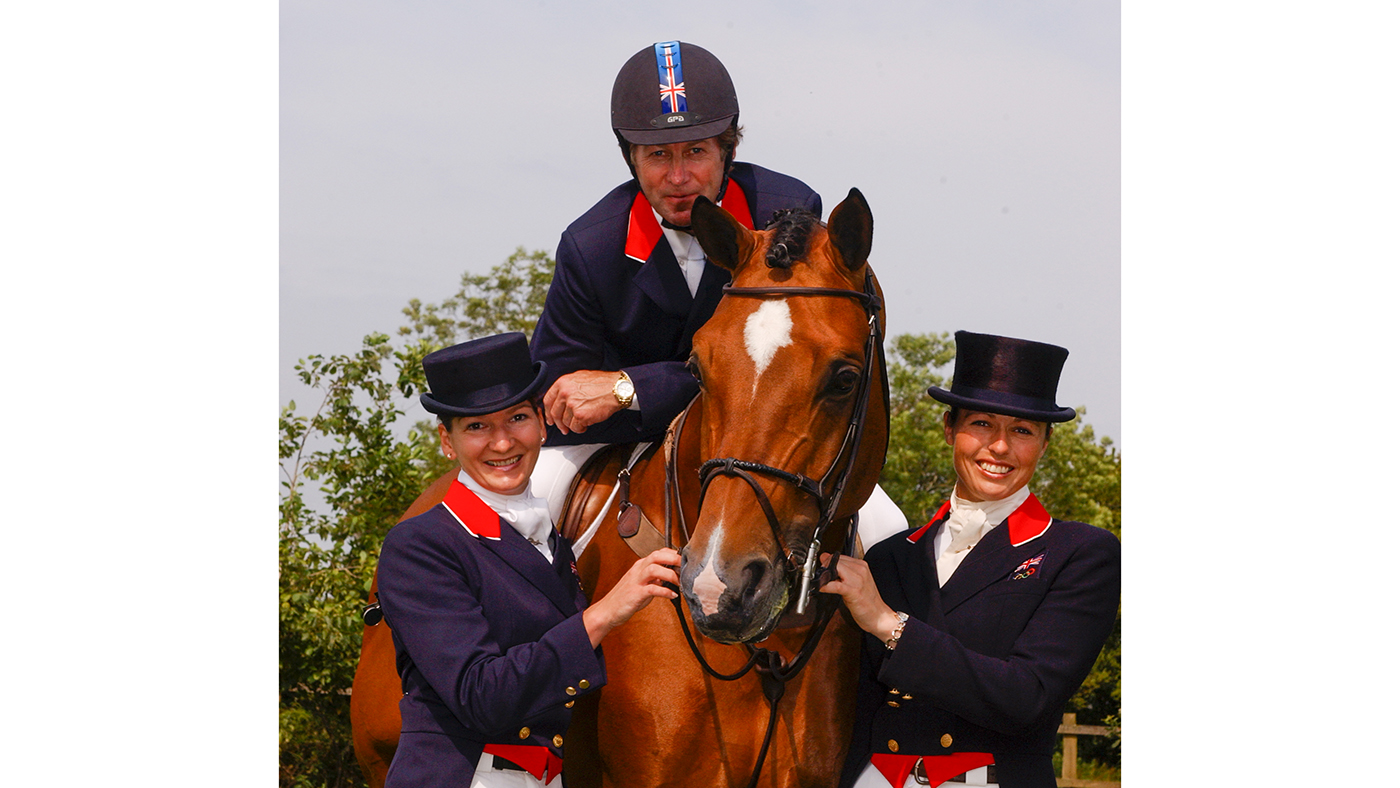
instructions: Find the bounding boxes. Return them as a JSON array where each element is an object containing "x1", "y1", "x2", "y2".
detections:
[
  {"x1": 438, "y1": 401, "x2": 547, "y2": 496},
  {"x1": 943, "y1": 409, "x2": 1050, "y2": 503}
]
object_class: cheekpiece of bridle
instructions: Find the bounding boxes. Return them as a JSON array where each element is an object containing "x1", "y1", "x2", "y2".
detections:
[{"x1": 653, "y1": 266, "x2": 887, "y2": 788}]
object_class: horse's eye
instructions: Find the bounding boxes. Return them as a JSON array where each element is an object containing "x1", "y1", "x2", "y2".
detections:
[
  {"x1": 830, "y1": 367, "x2": 861, "y2": 397},
  {"x1": 686, "y1": 359, "x2": 702, "y2": 383}
]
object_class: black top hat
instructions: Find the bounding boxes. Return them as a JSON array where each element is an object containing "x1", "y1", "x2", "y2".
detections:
[
  {"x1": 419, "y1": 333, "x2": 548, "y2": 418},
  {"x1": 926, "y1": 331, "x2": 1077, "y2": 423}
]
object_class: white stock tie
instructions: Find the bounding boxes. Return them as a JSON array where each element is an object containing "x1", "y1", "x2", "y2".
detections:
[
  {"x1": 937, "y1": 507, "x2": 991, "y2": 586},
  {"x1": 500, "y1": 495, "x2": 554, "y2": 556},
  {"x1": 458, "y1": 472, "x2": 555, "y2": 560}
]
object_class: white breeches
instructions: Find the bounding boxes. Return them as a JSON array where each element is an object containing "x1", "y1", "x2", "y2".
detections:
[
  {"x1": 470, "y1": 754, "x2": 561, "y2": 788},
  {"x1": 531, "y1": 444, "x2": 909, "y2": 553}
]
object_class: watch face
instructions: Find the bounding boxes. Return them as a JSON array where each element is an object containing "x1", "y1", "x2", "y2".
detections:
[{"x1": 615, "y1": 375, "x2": 634, "y2": 405}]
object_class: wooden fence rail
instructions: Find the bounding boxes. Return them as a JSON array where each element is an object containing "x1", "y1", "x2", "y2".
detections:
[{"x1": 1056, "y1": 712, "x2": 1119, "y2": 788}]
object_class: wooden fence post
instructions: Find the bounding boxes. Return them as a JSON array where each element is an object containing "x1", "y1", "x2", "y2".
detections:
[{"x1": 1061, "y1": 712, "x2": 1078, "y2": 781}]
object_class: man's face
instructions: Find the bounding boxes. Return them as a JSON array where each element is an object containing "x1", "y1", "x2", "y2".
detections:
[
  {"x1": 630, "y1": 137, "x2": 726, "y2": 228},
  {"x1": 943, "y1": 409, "x2": 1050, "y2": 503}
]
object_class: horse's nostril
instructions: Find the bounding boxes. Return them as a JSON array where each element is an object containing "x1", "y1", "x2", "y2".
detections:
[{"x1": 740, "y1": 559, "x2": 768, "y2": 606}]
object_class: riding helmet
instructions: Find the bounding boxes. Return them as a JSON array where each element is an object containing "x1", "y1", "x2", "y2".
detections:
[{"x1": 611, "y1": 41, "x2": 739, "y2": 146}]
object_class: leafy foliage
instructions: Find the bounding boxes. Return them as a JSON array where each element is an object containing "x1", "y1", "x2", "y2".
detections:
[
  {"x1": 879, "y1": 331, "x2": 1122, "y2": 764},
  {"x1": 398, "y1": 246, "x2": 555, "y2": 349},
  {"x1": 278, "y1": 250, "x2": 555, "y2": 787}
]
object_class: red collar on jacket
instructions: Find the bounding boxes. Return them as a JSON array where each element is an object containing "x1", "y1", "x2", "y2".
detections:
[
  {"x1": 440, "y1": 479, "x2": 501, "y2": 540},
  {"x1": 624, "y1": 180, "x2": 754, "y2": 263},
  {"x1": 906, "y1": 492, "x2": 1053, "y2": 548}
]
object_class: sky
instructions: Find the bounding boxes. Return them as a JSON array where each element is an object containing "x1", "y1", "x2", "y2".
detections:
[
  {"x1": 280, "y1": 0, "x2": 1124, "y2": 444},
  {"x1": 9, "y1": 2, "x2": 1400, "y2": 786}
]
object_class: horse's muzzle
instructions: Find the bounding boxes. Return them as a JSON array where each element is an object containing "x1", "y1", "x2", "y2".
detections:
[{"x1": 678, "y1": 546, "x2": 790, "y2": 644}]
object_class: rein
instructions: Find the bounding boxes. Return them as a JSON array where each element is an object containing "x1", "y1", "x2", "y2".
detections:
[{"x1": 655, "y1": 269, "x2": 885, "y2": 788}]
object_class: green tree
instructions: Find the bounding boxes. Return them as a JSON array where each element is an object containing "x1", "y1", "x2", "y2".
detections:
[
  {"x1": 278, "y1": 249, "x2": 555, "y2": 787},
  {"x1": 879, "y1": 331, "x2": 1122, "y2": 768}
]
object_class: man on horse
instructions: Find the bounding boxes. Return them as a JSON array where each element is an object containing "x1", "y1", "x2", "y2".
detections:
[{"x1": 528, "y1": 40, "x2": 908, "y2": 548}]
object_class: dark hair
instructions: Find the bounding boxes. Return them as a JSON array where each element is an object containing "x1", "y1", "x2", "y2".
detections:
[{"x1": 618, "y1": 121, "x2": 744, "y2": 177}]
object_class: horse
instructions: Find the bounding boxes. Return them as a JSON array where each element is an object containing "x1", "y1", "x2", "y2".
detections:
[{"x1": 350, "y1": 187, "x2": 888, "y2": 788}]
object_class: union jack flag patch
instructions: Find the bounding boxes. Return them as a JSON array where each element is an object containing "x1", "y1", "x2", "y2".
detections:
[
  {"x1": 1010, "y1": 552, "x2": 1045, "y2": 581},
  {"x1": 654, "y1": 41, "x2": 686, "y2": 113}
]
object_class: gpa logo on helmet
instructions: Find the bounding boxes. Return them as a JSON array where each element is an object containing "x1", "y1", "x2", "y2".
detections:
[{"x1": 650, "y1": 110, "x2": 698, "y2": 128}]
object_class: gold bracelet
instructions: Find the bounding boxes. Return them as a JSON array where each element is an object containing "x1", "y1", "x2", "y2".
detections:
[{"x1": 884, "y1": 611, "x2": 910, "y2": 650}]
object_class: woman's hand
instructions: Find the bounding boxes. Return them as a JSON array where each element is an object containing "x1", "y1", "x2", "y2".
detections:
[
  {"x1": 818, "y1": 553, "x2": 905, "y2": 644},
  {"x1": 582, "y1": 548, "x2": 681, "y2": 647}
]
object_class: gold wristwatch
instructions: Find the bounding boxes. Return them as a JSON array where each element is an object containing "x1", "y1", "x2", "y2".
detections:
[{"x1": 613, "y1": 371, "x2": 635, "y2": 408}]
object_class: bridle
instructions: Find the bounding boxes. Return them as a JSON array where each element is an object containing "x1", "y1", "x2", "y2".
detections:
[
  {"x1": 695, "y1": 271, "x2": 887, "y2": 608},
  {"x1": 656, "y1": 267, "x2": 888, "y2": 788}
]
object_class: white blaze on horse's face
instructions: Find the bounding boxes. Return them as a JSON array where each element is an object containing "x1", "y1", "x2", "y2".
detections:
[
  {"x1": 742, "y1": 299, "x2": 793, "y2": 397},
  {"x1": 690, "y1": 525, "x2": 728, "y2": 617}
]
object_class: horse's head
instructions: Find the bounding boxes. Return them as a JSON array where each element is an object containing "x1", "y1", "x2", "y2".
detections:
[{"x1": 675, "y1": 189, "x2": 888, "y2": 644}]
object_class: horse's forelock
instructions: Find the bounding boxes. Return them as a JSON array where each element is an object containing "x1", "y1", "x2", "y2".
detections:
[{"x1": 763, "y1": 208, "x2": 821, "y2": 269}]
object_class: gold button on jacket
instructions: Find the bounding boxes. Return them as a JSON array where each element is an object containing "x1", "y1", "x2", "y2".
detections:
[
  {"x1": 565, "y1": 686, "x2": 577, "y2": 696},
  {"x1": 887, "y1": 739, "x2": 899, "y2": 752},
  {"x1": 552, "y1": 734, "x2": 564, "y2": 747},
  {"x1": 518, "y1": 727, "x2": 530, "y2": 739},
  {"x1": 886, "y1": 700, "x2": 900, "y2": 708},
  {"x1": 940, "y1": 733, "x2": 953, "y2": 748},
  {"x1": 578, "y1": 679, "x2": 590, "y2": 689},
  {"x1": 565, "y1": 700, "x2": 575, "y2": 708}
]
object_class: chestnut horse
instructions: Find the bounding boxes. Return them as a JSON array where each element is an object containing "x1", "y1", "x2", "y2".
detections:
[{"x1": 350, "y1": 188, "x2": 888, "y2": 788}]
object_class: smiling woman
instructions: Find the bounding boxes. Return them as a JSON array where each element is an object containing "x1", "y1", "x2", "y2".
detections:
[
  {"x1": 373, "y1": 332, "x2": 681, "y2": 788},
  {"x1": 439, "y1": 402, "x2": 548, "y2": 497},
  {"x1": 942, "y1": 410, "x2": 1050, "y2": 504},
  {"x1": 820, "y1": 331, "x2": 1120, "y2": 788}
]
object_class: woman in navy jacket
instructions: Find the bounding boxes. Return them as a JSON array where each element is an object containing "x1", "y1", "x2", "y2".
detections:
[
  {"x1": 376, "y1": 333, "x2": 679, "y2": 788},
  {"x1": 821, "y1": 332, "x2": 1121, "y2": 788}
]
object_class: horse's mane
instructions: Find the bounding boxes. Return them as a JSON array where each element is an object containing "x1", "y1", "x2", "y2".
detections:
[{"x1": 764, "y1": 208, "x2": 821, "y2": 269}]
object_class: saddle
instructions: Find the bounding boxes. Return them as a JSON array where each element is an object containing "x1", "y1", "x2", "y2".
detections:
[{"x1": 558, "y1": 441, "x2": 666, "y2": 558}]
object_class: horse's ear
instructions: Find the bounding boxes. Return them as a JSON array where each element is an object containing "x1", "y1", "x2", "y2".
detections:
[
  {"x1": 827, "y1": 188, "x2": 873, "y2": 273},
  {"x1": 691, "y1": 196, "x2": 754, "y2": 273}
]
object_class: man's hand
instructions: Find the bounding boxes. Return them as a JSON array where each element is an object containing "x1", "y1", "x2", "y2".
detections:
[{"x1": 543, "y1": 369, "x2": 626, "y2": 435}]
